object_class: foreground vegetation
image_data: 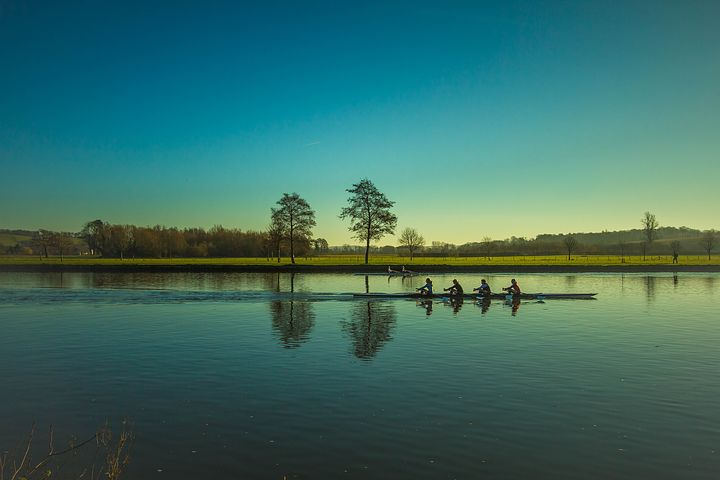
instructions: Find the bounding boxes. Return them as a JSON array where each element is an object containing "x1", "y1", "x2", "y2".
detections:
[{"x1": 1, "y1": 254, "x2": 718, "y2": 267}]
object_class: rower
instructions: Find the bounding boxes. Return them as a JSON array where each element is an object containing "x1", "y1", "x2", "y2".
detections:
[
  {"x1": 502, "y1": 278, "x2": 521, "y2": 295},
  {"x1": 388, "y1": 266, "x2": 400, "y2": 274},
  {"x1": 443, "y1": 279, "x2": 463, "y2": 296},
  {"x1": 473, "y1": 279, "x2": 492, "y2": 296},
  {"x1": 417, "y1": 277, "x2": 433, "y2": 296}
]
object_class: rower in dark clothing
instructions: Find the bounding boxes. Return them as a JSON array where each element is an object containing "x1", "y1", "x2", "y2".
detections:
[
  {"x1": 444, "y1": 279, "x2": 463, "y2": 296},
  {"x1": 417, "y1": 278, "x2": 433, "y2": 296},
  {"x1": 473, "y1": 279, "x2": 491, "y2": 296},
  {"x1": 502, "y1": 278, "x2": 521, "y2": 295}
]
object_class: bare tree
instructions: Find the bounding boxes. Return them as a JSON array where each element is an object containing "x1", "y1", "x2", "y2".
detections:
[
  {"x1": 618, "y1": 237, "x2": 628, "y2": 263},
  {"x1": 563, "y1": 235, "x2": 578, "y2": 260},
  {"x1": 266, "y1": 217, "x2": 285, "y2": 262},
  {"x1": 397, "y1": 227, "x2": 424, "y2": 260},
  {"x1": 702, "y1": 229, "x2": 717, "y2": 260},
  {"x1": 480, "y1": 236, "x2": 495, "y2": 260},
  {"x1": 50, "y1": 232, "x2": 75, "y2": 262},
  {"x1": 641, "y1": 211, "x2": 659, "y2": 260},
  {"x1": 33, "y1": 230, "x2": 52, "y2": 258},
  {"x1": 339, "y1": 179, "x2": 397, "y2": 264},
  {"x1": 272, "y1": 193, "x2": 316, "y2": 264}
]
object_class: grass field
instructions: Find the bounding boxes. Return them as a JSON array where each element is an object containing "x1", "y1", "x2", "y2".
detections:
[{"x1": 0, "y1": 254, "x2": 717, "y2": 266}]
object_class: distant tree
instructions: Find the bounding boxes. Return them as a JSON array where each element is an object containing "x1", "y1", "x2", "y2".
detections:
[
  {"x1": 670, "y1": 240, "x2": 681, "y2": 264},
  {"x1": 563, "y1": 235, "x2": 578, "y2": 260},
  {"x1": 81, "y1": 219, "x2": 107, "y2": 256},
  {"x1": 272, "y1": 193, "x2": 316, "y2": 264},
  {"x1": 162, "y1": 228, "x2": 187, "y2": 258},
  {"x1": 33, "y1": 230, "x2": 53, "y2": 258},
  {"x1": 617, "y1": 238, "x2": 628, "y2": 263},
  {"x1": 108, "y1": 225, "x2": 132, "y2": 260},
  {"x1": 339, "y1": 179, "x2": 397, "y2": 264},
  {"x1": 313, "y1": 238, "x2": 329, "y2": 254},
  {"x1": 397, "y1": 227, "x2": 424, "y2": 260},
  {"x1": 480, "y1": 236, "x2": 495, "y2": 260},
  {"x1": 266, "y1": 218, "x2": 285, "y2": 262},
  {"x1": 50, "y1": 232, "x2": 75, "y2": 262},
  {"x1": 702, "y1": 230, "x2": 717, "y2": 260},
  {"x1": 641, "y1": 211, "x2": 659, "y2": 260}
]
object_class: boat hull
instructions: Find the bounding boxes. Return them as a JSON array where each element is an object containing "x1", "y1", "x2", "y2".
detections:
[{"x1": 353, "y1": 292, "x2": 597, "y2": 300}]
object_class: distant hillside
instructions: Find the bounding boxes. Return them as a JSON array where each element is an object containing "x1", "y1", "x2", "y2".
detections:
[
  {"x1": 535, "y1": 227, "x2": 707, "y2": 245},
  {"x1": 0, "y1": 229, "x2": 34, "y2": 248}
]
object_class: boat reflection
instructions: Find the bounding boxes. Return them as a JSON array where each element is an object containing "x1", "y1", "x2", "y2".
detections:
[
  {"x1": 269, "y1": 300, "x2": 315, "y2": 349},
  {"x1": 342, "y1": 301, "x2": 397, "y2": 360}
]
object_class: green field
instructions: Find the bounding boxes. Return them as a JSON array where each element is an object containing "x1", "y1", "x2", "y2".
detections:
[{"x1": 0, "y1": 254, "x2": 717, "y2": 266}]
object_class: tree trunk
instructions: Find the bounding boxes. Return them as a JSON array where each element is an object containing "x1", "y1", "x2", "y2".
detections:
[
  {"x1": 290, "y1": 224, "x2": 295, "y2": 264},
  {"x1": 364, "y1": 237, "x2": 370, "y2": 265}
]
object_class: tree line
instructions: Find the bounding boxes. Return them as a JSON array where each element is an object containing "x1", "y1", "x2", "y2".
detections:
[{"x1": 2, "y1": 191, "x2": 718, "y2": 261}]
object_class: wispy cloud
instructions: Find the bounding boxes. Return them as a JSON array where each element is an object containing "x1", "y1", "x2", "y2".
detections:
[{"x1": 303, "y1": 141, "x2": 321, "y2": 148}]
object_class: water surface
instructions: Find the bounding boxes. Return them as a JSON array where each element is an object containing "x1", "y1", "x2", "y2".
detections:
[{"x1": 0, "y1": 272, "x2": 718, "y2": 479}]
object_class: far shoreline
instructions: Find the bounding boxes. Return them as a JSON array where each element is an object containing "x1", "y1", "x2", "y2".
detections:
[{"x1": 1, "y1": 264, "x2": 719, "y2": 274}]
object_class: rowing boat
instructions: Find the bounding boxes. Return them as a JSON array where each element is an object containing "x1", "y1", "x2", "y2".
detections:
[{"x1": 353, "y1": 292, "x2": 597, "y2": 300}]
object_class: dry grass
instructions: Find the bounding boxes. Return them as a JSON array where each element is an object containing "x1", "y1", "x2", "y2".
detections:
[{"x1": 0, "y1": 422, "x2": 133, "y2": 480}]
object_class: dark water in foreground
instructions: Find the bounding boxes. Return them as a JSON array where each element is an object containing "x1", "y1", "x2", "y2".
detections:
[{"x1": 0, "y1": 272, "x2": 718, "y2": 479}]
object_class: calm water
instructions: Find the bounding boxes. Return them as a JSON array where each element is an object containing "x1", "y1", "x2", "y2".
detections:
[{"x1": 0, "y1": 272, "x2": 718, "y2": 479}]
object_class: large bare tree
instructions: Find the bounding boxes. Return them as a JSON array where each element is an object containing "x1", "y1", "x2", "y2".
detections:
[
  {"x1": 339, "y1": 179, "x2": 397, "y2": 264},
  {"x1": 272, "y1": 193, "x2": 316, "y2": 264},
  {"x1": 641, "y1": 211, "x2": 659, "y2": 260},
  {"x1": 397, "y1": 227, "x2": 424, "y2": 260}
]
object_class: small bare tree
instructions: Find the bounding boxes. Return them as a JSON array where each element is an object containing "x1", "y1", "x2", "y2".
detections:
[
  {"x1": 480, "y1": 236, "x2": 495, "y2": 260},
  {"x1": 397, "y1": 227, "x2": 424, "y2": 260},
  {"x1": 702, "y1": 229, "x2": 717, "y2": 260},
  {"x1": 641, "y1": 211, "x2": 659, "y2": 260},
  {"x1": 563, "y1": 235, "x2": 578, "y2": 260},
  {"x1": 618, "y1": 238, "x2": 628, "y2": 263}
]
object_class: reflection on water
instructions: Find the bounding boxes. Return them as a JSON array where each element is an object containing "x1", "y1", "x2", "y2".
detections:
[
  {"x1": 342, "y1": 301, "x2": 396, "y2": 359},
  {"x1": 475, "y1": 297, "x2": 492, "y2": 314},
  {"x1": 416, "y1": 299, "x2": 433, "y2": 315},
  {"x1": 506, "y1": 296, "x2": 522, "y2": 316},
  {"x1": 270, "y1": 300, "x2": 315, "y2": 349},
  {"x1": 645, "y1": 275, "x2": 656, "y2": 302}
]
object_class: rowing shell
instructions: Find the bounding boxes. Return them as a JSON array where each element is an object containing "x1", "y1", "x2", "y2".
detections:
[{"x1": 353, "y1": 292, "x2": 597, "y2": 300}]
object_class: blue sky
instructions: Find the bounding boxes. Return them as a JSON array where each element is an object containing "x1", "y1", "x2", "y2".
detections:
[{"x1": 1, "y1": 0, "x2": 718, "y2": 245}]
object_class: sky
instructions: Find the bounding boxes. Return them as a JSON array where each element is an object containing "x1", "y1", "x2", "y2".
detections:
[{"x1": 1, "y1": 0, "x2": 718, "y2": 245}]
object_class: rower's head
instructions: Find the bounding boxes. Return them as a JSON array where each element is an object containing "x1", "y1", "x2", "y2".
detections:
[
  {"x1": 453, "y1": 279, "x2": 459, "y2": 285},
  {"x1": 481, "y1": 279, "x2": 487, "y2": 284},
  {"x1": 511, "y1": 278, "x2": 517, "y2": 284},
  {"x1": 425, "y1": 277, "x2": 432, "y2": 283}
]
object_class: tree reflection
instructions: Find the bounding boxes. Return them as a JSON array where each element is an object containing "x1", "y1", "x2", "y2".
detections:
[
  {"x1": 270, "y1": 300, "x2": 315, "y2": 349},
  {"x1": 343, "y1": 301, "x2": 397, "y2": 360}
]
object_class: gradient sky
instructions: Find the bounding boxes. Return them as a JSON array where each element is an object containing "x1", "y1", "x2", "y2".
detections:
[{"x1": 1, "y1": 0, "x2": 718, "y2": 245}]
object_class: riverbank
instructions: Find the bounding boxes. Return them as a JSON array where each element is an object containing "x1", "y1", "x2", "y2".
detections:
[{"x1": 1, "y1": 263, "x2": 718, "y2": 273}]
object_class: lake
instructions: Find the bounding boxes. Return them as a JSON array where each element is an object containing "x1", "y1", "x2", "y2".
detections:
[{"x1": 0, "y1": 272, "x2": 718, "y2": 479}]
